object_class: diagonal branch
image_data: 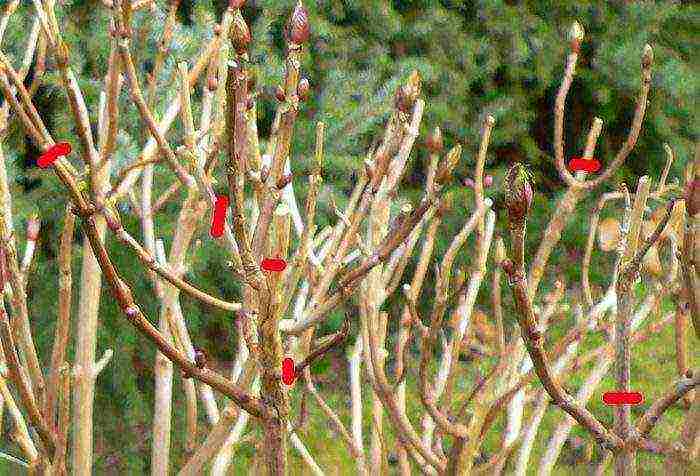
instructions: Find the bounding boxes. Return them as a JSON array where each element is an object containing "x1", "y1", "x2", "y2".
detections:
[
  {"x1": 501, "y1": 260, "x2": 622, "y2": 451},
  {"x1": 294, "y1": 316, "x2": 349, "y2": 375},
  {"x1": 635, "y1": 370, "x2": 700, "y2": 439}
]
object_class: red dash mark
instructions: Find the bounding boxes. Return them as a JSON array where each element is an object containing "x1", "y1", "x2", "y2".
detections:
[
  {"x1": 281, "y1": 357, "x2": 296, "y2": 385},
  {"x1": 210, "y1": 195, "x2": 229, "y2": 238},
  {"x1": 37, "y1": 142, "x2": 72, "y2": 168},
  {"x1": 602, "y1": 391, "x2": 644, "y2": 406},
  {"x1": 568, "y1": 157, "x2": 602, "y2": 174},
  {"x1": 261, "y1": 258, "x2": 287, "y2": 273}
]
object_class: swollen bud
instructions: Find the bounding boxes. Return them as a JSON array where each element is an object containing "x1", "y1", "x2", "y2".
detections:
[
  {"x1": 26, "y1": 214, "x2": 40, "y2": 241},
  {"x1": 685, "y1": 179, "x2": 700, "y2": 216},
  {"x1": 194, "y1": 347, "x2": 207, "y2": 369},
  {"x1": 425, "y1": 126, "x2": 443, "y2": 153},
  {"x1": 394, "y1": 70, "x2": 421, "y2": 113},
  {"x1": 275, "y1": 85, "x2": 286, "y2": 102},
  {"x1": 568, "y1": 20, "x2": 584, "y2": 53},
  {"x1": 494, "y1": 237, "x2": 506, "y2": 264},
  {"x1": 229, "y1": 11, "x2": 251, "y2": 54},
  {"x1": 287, "y1": 1, "x2": 310, "y2": 45},
  {"x1": 504, "y1": 163, "x2": 533, "y2": 221},
  {"x1": 297, "y1": 77, "x2": 310, "y2": 101},
  {"x1": 229, "y1": 0, "x2": 246, "y2": 9},
  {"x1": 484, "y1": 175, "x2": 494, "y2": 188},
  {"x1": 247, "y1": 69, "x2": 257, "y2": 90},
  {"x1": 500, "y1": 258, "x2": 515, "y2": 276},
  {"x1": 641, "y1": 44, "x2": 654, "y2": 69}
]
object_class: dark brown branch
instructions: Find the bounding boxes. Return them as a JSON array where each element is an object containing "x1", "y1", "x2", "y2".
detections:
[
  {"x1": 294, "y1": 315, "x2": 349, "y2": 375},
  {"x1": 501, "y1": 261, "x2": 622, "y2": 451}
]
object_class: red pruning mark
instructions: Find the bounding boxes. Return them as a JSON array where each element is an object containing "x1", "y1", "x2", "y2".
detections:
[
  {"x1": 37, "y1": 142, "x2": 72, "y2": 168},
  {"x1": 210, "y1": 195, "x2": 229, "y2": 238},
  {"x1": 568, "y1": 157, "x2": 601, "y2": 174},
  {"x1": 281, "y1": 357, "x2": 296, "y2": 385},
  {"x1": 261, "y1": 258, "x2": 287, "y2": 273},
  {"x1": 603, "y1": 391, "x2": 644, "y2": 406}
]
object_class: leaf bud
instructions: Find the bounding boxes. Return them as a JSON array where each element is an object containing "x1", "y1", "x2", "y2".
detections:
[
  {"x1": 297, "y1": 77, "x2": 310, "y2": 101},
  {"x1": 26, "y1": 214, "x2": 40, "y2": 241},
  {"x1": 685, "y1": 179, "x2": 700, "y2": 216},
  {"x1": 641, "y1": 44, "x2": 654, "y2": 69},
  {"x1": 425, "y1": 126, "x2": 443, "y2": 153},
  {"x1": 504, "y1": 163, "x2": 533, "y2": 222},
  {"x1": 287, "y1": 1, "x2": 310, "y2": 45},
  {"x1": 568, "y1": 20, "x2": 584, "y2": 53},
  {"x1": 194, "y1": 347, "x2": 207, "y2": 369},
  {"x1": 229, "y1": 11, "x2": 251, "y2": 54}
]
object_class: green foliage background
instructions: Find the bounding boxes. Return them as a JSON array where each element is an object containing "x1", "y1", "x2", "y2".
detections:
[{"x1": 0, "y1": 0, "x2": 697, "y2": 473}]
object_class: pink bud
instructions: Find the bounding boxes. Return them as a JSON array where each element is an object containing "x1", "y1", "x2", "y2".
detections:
[
  {"x1": 463, "y1": 178, "x2": 475, "y2": 189},
  {"x1": 484, "y1": 175, "x2": 493, "y2": 188}
]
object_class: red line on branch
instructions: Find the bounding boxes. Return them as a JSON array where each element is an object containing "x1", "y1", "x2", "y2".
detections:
[
  {"x1": 261, "y1": 258, "x2": 287, "y2": 272},
  {"x1": 282, "y1": 357, "x2": 296, "y2": 385},
  {"x1": 210, "y1": 195, "x2": 229, "y2": 238},
  {"x1": 37, "y1": 142, "x2": 72, "y2": 168},
  {"x1": 568, "y1": 157, "x2": 601, "y2": 173},
  {"x1": 602, "y1": 391, "x2": 644, "y2": 406}
]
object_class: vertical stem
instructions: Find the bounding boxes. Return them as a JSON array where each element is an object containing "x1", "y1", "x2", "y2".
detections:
[
  {"x1": 45, "y1": 206, "x2": 75, "y2": 427},
  {"x1": 72, "y1": 220, "x2": 105, "y2": 476},
  {"x1": 614, "y1": 175, "x2": 651, "y2": 476},
  {"x1": 72, "y1": 125, "x2": 112, "y2": 476}
]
